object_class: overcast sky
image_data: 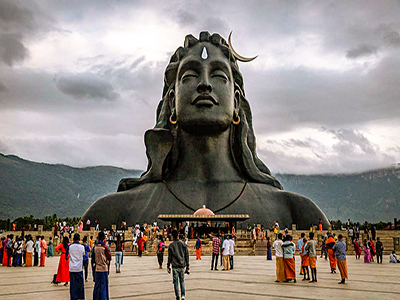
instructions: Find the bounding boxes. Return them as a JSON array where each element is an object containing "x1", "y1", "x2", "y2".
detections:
[{"x1": 1, "y1": 0, "x2": 399, "y2": 174}]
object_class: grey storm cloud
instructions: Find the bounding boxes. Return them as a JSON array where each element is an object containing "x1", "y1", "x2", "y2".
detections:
[
  {"x1": 0, "y1": 79, "x2": 7, "y2": 92},
  {"x1": 0, "y1": 34, "x2": 29, "y2": 66},
  {"x1": 259, "y1": 128, "x2": 396, "y2": 175},
  {"x1": 55, "y1": 73, "x2": 120, "y2": 101},
  {"x1": 378, "y1": 24, "x2": 400, "y2": 47},
  {"x1": 0, "y1": 0, "x2": 54, "y2": 66},
  {"x1": 346, "y1": 44, "x2": 379, "y2": 59}
]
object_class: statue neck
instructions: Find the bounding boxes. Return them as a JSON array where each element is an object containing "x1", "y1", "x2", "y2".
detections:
[{"x1": 167, "y1": 128, "x2": 241, "y2": 183}]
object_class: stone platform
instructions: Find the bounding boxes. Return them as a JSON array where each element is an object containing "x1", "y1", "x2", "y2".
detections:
[{"x1": 1, "y1": 255, "x2": 400, "y2": 299}]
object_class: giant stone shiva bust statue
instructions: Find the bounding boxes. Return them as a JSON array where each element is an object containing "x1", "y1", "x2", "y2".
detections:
[{"x1": 81, "y1": 32, "x2": 329, "y2": 229}]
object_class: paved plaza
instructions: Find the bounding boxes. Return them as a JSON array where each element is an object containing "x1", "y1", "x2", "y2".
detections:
[{"x1": 1, "y1": 255, "x2": 400, "y2": 300}]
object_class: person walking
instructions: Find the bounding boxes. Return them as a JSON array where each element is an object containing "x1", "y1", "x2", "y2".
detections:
[
  {"x1": 222, "y1": 236, "x2": 230, "y2": 271},
  {"x1": 326, "y1": 234, "x2": 337, "y2": 273},
  {"x1": 376, "y1": 237, "x2": 384, "y2": 264},
  {"x1": 157, "y1": 236, "x2": 166, "y2": 268},
  {"x1": 82, "y1": 236, "x2": 91, "y2": 282},
  {"x1": 272, "y1": 233, "x2": 285, "y2": 282},
  {"x1": 92, "y1": 231, "x2": 111, "y2": 300},
  {"x1": 306, "y1": 232, "x2": 318, "y2": 283},
  {"x1": 66, "y1": 233, "x2": 85, "y2": 300},
  {"x1": 55, "y1": 236, "x2": 70, "y2": 286},
  {"x1": 167, "y1": 230, "x2": 189, "y2": 300},
  {"x1": 211, "y1": 234, "x2": 221, "y2": 271},
  {"x1": 113, "y1": 235, "x2": 124, "y2": 273},
  {"x1": 332, "y1": 234, "x2": 348, "y2": 284},
  {"x1": 137, "y1": 234, "x2": 144, "y2": 257}
]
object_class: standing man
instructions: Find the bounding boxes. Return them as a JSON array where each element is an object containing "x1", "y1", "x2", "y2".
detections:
[
  {"x1": 305, "y1": 232, "x2": 318, "y2": 283},
  {"x1": 332, "y1": 234, "x2": 348, "y2": 284},
  {"x1": 92, "y1": 231, "x2": 111, "y2": 300},
  {"x1": 272, "y1": 233, "x2": 285, "y2": 282},
  {"x1": 34, "y1": 236, "x2": 40, "y2": 267},
  {"x1": 297, "y1": 233, "x2": 305, "y2": 276},
  {"x1": 167, "y1": 230, "x2": 189, "y2": 300},
  {"x1": 25, "y1": 235, "x2": 34, "y2": 267},
  {"x1": 326, "y1": 234, "x2": 337, "y2": 273},
  {"x1": 229, "y1": 235, "x2": 235, "y2": 270},
  {"x1": 66, "y1": 233, "x2": 85, "y2": 300},
  {"x1": 222, "y1": 235, "x2": 230, "y2": 271},
  {"x1": 376, "y1": 237, "x2": 384, "y2": 264},
  {"x1": 40, "y1": 236, "x2": 47, "y2": 267},
  {"x1": 211, "y1": 234, "x2": 221, "y2": 271},
  {"x1": 300, "y1": 236, "x2": 310, "y2": 281},
  {"x1": 82, "y1": 236, "x2": 91, "y2": 282},
  {"x1": 282, "y1": 236, "x2": 296, "y2": 283}
]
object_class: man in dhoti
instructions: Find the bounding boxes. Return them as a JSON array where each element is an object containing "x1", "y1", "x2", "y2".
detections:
[
  {"x1": 332, "y1": 234, "x2": 348, "y2": 284},
  {"x1": 282, "y1": 235, "x2": 296, "y2": 283},
  {"x1": 272, "y1": 233, "x2": 285, "y2": 282},
  {"x1": 325, "y1": 234, "x2": 337, "y2": 273},
  {"x1": 306, "y1": 232, "x2": 318, "y2": 282}
]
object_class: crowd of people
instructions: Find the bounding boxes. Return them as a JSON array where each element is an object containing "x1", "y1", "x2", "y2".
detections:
[
  {"x1": 2, "y1": 219, "x2": 400, "y2": 300},
  {"x1": 0, "y1": 234, "x2": 52, "y2": 267},
  {"x1": 273, "y1": 232, "x2": 348, "y2": 284}
]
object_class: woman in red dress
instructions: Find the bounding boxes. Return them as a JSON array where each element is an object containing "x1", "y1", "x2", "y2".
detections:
[{"x1": 55, "y1": 236, "x2": 70, "y2": 285}]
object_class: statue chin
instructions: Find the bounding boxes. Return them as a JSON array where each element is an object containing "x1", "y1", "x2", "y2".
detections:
[{"x1": 179, "y1": 117, "x2": 231, "y2": 136}]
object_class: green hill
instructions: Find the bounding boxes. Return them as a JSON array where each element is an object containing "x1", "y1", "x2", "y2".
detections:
[
  {"x1": 0, "y1": 153, "x2": 141, "y2": 219},
  {"x1": 276, "y1": 167, "x2": 400, "y2": 223},
  {"x1": 1, "y1": 153, "x2": 399, "y2": 222}
]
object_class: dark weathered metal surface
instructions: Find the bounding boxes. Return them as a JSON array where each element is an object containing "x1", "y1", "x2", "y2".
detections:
[{"x1": 82, "y1": 32, "x2": 329, "y2": 229}]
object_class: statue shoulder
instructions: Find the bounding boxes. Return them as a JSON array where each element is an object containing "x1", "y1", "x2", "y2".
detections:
[
  {"x1": 82, "y1": 182, "x2": 165, "y2": 227},
  {"x1": 278, "y1": 190, "x2": 329, "y2": 229}
]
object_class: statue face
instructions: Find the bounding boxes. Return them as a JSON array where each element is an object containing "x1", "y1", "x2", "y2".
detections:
[{"x1": 173, "y1": 42, "x2": 236, "y2": 135}]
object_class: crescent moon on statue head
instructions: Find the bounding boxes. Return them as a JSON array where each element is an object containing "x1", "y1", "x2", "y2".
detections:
[{"x1": 228, "y1": 31, "x2": 258, "y2": 62}]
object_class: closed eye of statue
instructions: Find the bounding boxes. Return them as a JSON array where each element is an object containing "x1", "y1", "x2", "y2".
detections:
[
  {"x1": 211, "y1": 70, "x2": 228, "y2": 81},
  {"x1": 181, "y1": 70, "x2": 198, "y2": 81}
]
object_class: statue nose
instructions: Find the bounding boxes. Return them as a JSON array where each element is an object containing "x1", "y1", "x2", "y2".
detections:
[{"x1": 197, "y1": 82, "x2": 212, "y2": 94}]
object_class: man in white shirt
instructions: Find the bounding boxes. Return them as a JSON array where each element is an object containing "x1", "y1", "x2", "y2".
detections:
[
  {"x1": 66, "y1": 233, "x2": 85, "y2": 300},
  {"x1": 228, "y1": 236, "x2": 235, "y2": 270},
  {"x1": 222, "y1": 236, "x2": 230, "y2": 270},
  {"x1": 272, "y1": 233, "x2": 285, "y2": 282}
]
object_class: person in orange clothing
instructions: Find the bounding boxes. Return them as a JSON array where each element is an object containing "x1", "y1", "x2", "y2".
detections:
[
  {"x1": 40, "y1": 236, "x2": 48, "y2": 266},
  {"x1": 326, "y1": 234, "x2": 337, "y2": 273},
  {"x1": 195, "y1": 236, "x2": 201, "y2": 260},
  {"x1": 281, "y1": 235, "x2": 296, "y2": 283}
]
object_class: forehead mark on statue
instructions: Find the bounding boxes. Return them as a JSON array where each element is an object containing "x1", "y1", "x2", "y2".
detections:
[{"x1": 201, "y1": 47, "x2": 208, "y2": 60}]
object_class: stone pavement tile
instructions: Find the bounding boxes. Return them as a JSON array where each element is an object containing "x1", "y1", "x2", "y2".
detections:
[{"x1": 1, "y1": 255, "x2": 400, "y2": 300}]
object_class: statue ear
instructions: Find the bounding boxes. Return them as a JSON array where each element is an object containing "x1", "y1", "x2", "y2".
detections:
[
  {"x1": 169, "y1": 89, "x2": 176, "y2": 111},
  {"x1": 234, "y1": 89, "x2": 240, "y2": 110}
]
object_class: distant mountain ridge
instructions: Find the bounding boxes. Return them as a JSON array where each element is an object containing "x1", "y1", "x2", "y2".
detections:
[
  {"x1": 0, "y1": 153, "x2": 141, "y2": 220},
  {"x1": 0, "y1": 153, "x2": 399, "y2": 222}
]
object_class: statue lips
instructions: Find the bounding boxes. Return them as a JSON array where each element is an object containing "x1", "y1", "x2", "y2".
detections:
[{"x1": 191, "y1": 95, "x2": 219, "y2": 107}]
